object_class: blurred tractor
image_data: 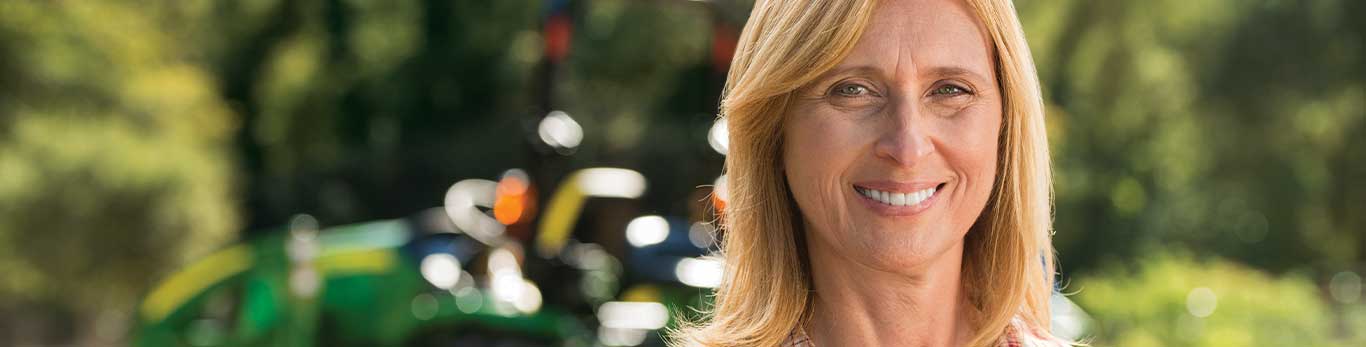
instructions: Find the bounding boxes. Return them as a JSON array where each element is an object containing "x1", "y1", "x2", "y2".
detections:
[{"x1": 134, "y1": 212, "x2": 592, "y2": 346}]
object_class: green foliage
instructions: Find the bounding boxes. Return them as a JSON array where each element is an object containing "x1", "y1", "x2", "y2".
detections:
[
  {"x1": 1017, "y1": 0, "x2": 1366, "y2": 276},
  {"x1": 1073, "y1": 252, "x2": 1363, "y2": 346},
  {"x1": 209, "y1": 0, "x2": 550, "y2": 226},
  {"x1": 0, "y1": 0, "x2": 237, "y2": 335}
]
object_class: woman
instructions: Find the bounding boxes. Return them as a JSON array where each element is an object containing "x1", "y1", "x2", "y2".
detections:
[{"x1": 675, "y1": 0, "x2": 1070, "y2": 346}]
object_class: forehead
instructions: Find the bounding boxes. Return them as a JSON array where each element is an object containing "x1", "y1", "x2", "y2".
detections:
[{"x1": 840, "y1": 0, "x2": 995, "y2": 78}]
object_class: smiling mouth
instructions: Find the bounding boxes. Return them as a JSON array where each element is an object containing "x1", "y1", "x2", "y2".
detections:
[{"x1": 853, "y1": 183, "x2": 946, "y2": 207}]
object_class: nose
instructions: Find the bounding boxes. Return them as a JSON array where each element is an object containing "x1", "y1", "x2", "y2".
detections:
[{"x1": 873, "y1": 103, "x2": 934, "y2": 168}]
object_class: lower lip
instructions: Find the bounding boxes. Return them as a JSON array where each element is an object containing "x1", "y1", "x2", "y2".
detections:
[{"x1": 853, "y1": 185, "x2": 943, "y2": 217}]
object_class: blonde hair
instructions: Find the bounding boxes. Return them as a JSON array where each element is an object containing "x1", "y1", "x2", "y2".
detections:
[{"x1": 674, "y1": 0, "x2": 1059, "y2": 346}]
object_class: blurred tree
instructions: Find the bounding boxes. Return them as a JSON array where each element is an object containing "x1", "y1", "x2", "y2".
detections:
[
  {"x1": 208, "y1": 0, "x2": 733, "y2": 229},
  {"x1": 1017, "y1": 0, "x2": 1366, "y2": 278},
  {"x1": 210, "y1": 0, "x2": 547, "y2": 229},
  {"x1": 0, "y1": 1, "x2": 237, "y2": 344},
  {"x1": 1073, "y1": 251, "x2": 1363, "y2": 346}
]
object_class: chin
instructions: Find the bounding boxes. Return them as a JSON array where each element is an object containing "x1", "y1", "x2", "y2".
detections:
[{"x1": 843, "y1": 223, "x2": 965, "y2": 272}]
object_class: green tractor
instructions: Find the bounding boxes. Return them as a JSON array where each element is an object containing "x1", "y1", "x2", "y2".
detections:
[
  {"x1": 133, "y1": 164, "x2": 721, "y2": 347},
  {"x1": 132, "y1": 209, "x2": 592, "y2": 346},
  {"x1": 136, "y1": 102, "x2": 726, "y2": 346}
]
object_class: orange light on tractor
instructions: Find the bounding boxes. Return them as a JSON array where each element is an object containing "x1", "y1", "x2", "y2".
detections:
[
  {"x1": 494, "y1": 175, "x2": 530, "y2": 225},
  {"x1": 710, "y1": 175, "x2": 728, "y2": 219},
  {"x1": 710, "y1": 193, "x2": 726, "y2": 216}
]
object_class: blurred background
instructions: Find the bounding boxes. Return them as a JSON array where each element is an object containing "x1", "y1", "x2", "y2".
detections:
[{"x1": 0, "y1": 0, "x2": 1362, "y2": 346}]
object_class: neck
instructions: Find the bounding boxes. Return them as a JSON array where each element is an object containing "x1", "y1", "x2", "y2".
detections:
[{"x1": 805, "y1": 239, "x2": 973, "y2": 347}]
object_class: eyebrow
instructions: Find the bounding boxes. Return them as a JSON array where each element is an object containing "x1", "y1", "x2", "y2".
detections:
[
  {"x1": 816, "y1": 65, "x2": 882, "y2": 82},
  {"x1": 819, "y1": 65, "x2": 991, "y2": 84},
  {"x1": 923, "y1": 66, "x2": 990, "y2": 83}
]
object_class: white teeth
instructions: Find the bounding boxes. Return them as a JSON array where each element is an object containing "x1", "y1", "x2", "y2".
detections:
[{"x1": 858, "y1": 186, "x2": 937, "y2": 207}]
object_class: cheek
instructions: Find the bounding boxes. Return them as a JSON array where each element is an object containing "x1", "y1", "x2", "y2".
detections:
[
  {"x1": 782, "y1": 112, "x2": 865, "y2": 224},
  {"x1": 958, "y1": 122, "x2": 999, "y2": 181},
  {"x1": 937, "y1": 106, "x2": 1002, "y2": 214}
]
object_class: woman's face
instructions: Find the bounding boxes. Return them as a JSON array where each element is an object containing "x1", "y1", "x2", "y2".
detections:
[{"x1": 783, "y1": 0, "x2": 1001, "y2": 272}]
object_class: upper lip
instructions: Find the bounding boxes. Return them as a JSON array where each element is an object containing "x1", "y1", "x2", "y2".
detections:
[{"x1": 851, "y1": 180, "x2": 945, "y2": 193}]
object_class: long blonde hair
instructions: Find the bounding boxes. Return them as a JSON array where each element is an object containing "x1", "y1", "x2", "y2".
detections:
[{"x1": 675, "y1": 0, "x2": 1058, "y2": 346}]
